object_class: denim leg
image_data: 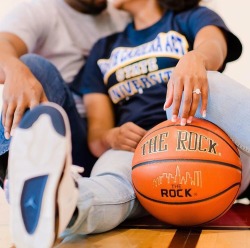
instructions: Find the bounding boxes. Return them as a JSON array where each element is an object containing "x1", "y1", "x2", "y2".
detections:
[
  {"x1": 203, "y1": 72, "x2": 250, "y2": 194},
  {"x1": 0, "y1": 119, "x2": 10, "y2": 156},
  {"x1": 200, "y1": 71, "x2": 250, "y2": 154},
  {"x1": 0, "y1": 54, "x2": 96, "y2": 175},
  {"x1": 62, "y1": 149, "x2": 147, "y2": 236}
]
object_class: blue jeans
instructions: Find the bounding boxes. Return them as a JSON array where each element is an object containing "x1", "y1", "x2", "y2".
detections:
[
  {"x1": 62, "y1": 71, "x2": 250, "y2": 237},
  {"x1": 0, "y1": 54, "x2": 96, "y2": 176}
]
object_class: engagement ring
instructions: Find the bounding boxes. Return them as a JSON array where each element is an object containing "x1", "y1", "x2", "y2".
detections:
[{"x1": 193, "y1": 89, "x2": 201, "y2": 94}]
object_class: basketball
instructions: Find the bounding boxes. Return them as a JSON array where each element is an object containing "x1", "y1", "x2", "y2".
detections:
[{"x1": 132, "y1": 118, "x2": 242, "y2": 226}]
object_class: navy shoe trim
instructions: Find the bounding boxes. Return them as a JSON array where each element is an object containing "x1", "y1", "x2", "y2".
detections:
[
  {"x1": 19, "y1": 106, "x2": 66, "y2": 136},
  {"x1": 21, "y1": 175, "x2": 48, "y2": 234}
]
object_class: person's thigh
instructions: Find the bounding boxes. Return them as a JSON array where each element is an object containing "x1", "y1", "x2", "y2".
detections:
[{"x1": 201, "y1": 71, "x2": 250, "y2": 154}]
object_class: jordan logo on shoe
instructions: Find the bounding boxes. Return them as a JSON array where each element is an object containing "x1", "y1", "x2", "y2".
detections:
[
  {"x1": 24, "y1": 196, "x2": 37, "y2": 210},
  {"x1": 21, "y1": 175, "x2": 48, "y2": 234}
]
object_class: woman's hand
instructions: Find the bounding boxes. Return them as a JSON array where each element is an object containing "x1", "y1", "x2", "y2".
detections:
[
  {"x1": 164, "y1": 50, "x2": 208, "y2": 126},
  {"x1": 163, "y1": 25, "x2": 227, "y2": 125}
]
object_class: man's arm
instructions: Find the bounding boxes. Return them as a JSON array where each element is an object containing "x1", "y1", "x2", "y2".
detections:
[
  {"x1": 84, "y1": 93, "x2": 146, "y2": 157},
  {"x1": 0, "y1": 32, "x2": 47, "y2": 139},
  {"x1": 0, "y1": 32, "x2": 27, "y2": 82}
]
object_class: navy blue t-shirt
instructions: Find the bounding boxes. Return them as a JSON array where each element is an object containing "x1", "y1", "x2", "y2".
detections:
[{"x1": 80, "y1": 6, "x2": 242, "y2": 130}]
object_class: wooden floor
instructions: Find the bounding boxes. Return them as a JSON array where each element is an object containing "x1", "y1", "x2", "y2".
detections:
[{"x1": 1, "y1": 188, "x2": 250, "y2": 248}]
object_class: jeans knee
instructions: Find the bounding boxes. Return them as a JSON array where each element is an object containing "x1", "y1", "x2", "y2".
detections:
[
  {"x1": 20, "y1": 54, "x2": 63, "y2": 90},
  {"x1": 20, "y1": 54, "x2": 59, "y2": 77},
  {"x1": 20, "y1": 54, "x2": 47, "y2": 68}
]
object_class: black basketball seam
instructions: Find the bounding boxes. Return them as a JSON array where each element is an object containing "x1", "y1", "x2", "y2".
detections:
[
  {"x1": 132, "y1": 159, "x2": 242, "y2": 172},
  {"x1": 139, "y1": 120, "x2": 239, "y2": 157},
  {"x1": 140, "y1": 124, "x2": 177, "y2": 142},
  {"x1": 185, "y1": 123, "x2": 239, "y2": 157},
  {"x1": 186, "y1": 181, "x2": 241, "y2": 227},
  {"x1": 196, "y1": 194, "x2": 239, "y2": 226},
  {"x1": 133, "y1": 182, "x2": 240, "y2": 205}
]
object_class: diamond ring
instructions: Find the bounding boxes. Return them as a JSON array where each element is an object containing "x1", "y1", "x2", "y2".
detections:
[{"x1": 193, "y1": 89, "x2": 201, "y2": 94}]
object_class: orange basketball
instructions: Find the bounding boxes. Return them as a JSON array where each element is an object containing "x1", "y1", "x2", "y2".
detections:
[{"x1": 132, "y1": 118, "x2": 242, "y2": 226}]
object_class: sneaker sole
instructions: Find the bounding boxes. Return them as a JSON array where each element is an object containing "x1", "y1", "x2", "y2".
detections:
[{"x1": 9, "y1": 103, "x2": 71, "y2": 248}]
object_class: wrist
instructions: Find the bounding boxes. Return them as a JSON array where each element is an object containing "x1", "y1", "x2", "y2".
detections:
[
  {"x1": 103, "y1": 128, "x2": 116, "y2": 150},
  {"x1": 189, "y1": 50, "x2": 207, "y2": 68},
  {"x1": 191, "y1": 44, "x2": 225, "y2": 71},
  {"x1": 0, "y1": 56, "x2": 22, "y2": 75}
]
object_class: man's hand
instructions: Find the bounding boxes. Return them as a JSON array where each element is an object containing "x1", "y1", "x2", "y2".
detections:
[
  {"x1": 107, "y1": 122, "x2": 147, "y2": 152},
  {"x1": 2, "y1": 59, "x2": 47, "y2": 139}
]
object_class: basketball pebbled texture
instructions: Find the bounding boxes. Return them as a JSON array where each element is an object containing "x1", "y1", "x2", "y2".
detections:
[{"x1": 132, "y1": 118, "x2": 242, "y2": 226}]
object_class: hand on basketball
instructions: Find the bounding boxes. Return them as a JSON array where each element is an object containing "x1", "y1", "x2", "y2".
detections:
[
  {"x1": 109, "y1": 122, "x2": 147, "y2": 152},
  {"x1": 164, "y1": 51, "x2": 208, "y2": 126},
  {"x1": 2, "y1": 60, "x2": 48, "y2": 139}
]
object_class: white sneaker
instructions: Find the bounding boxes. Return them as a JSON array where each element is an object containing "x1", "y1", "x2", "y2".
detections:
[{"x1": 8, "y1": 103, "x2": 79, "y2": 248}]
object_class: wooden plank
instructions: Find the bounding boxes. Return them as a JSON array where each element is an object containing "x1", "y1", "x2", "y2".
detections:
[
  {"x1": 197, "y1": 230, "x2": 250, "y2": 248},
  {"x1": 2, "y1": 188, "x2": 250, "y2": 248},
  {"x1": 59, "y1": 229, "x2": 176, "y2": 247}
]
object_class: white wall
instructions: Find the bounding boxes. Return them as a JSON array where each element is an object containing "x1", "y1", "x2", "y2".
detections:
[
  {"x1": 205, "y1": 0, "x2": 250, "y2": 88},
  {"x1": 0, "y1": 0, "x2": 249, "y2": 88}
]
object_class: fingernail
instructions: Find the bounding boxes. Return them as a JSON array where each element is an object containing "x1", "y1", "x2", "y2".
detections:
[
  {"x1": 187, "y1": 116, "x2": 193, "y2": 124},
  {"x1": 4, "y1": 132, "x2": 10, "y2": 140},
  {"x1": 163, "y1": 102, "x2": 167, "y2": 111},
  {"x1": 202, "y1": 110, "x2": 206, "y2": 118},
  {"x1": 10, "y1": 128, "x2": 15, "y2": 137},
  {"x1": 181, "y1": 118, "x2": 186, "y2": 126},
  {"x1": 171, "y1": 115, "x2": 177, "y2": 122}
]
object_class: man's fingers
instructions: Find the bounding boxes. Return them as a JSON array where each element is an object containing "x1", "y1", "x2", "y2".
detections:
[
  {"x1": 1, "y1": 101, "x2": 8, "y2": 127},
  {"x1": 29, "y1": 98, "x2": 41, "y2": 110},
  {"x1": 125, "y1": 122, "x2": 147, "y2": 137},
  {"x1": 29, "y1": 92, "x2": 48, "y2": 110},
  {"x1": 126, "y1": 131, "x2": 145, "y2": 146},
  {"x1": 116, "y1": 122, "x2": 147, "y2": 150},
  {"x1": 3, "y1": 103, "x2": 16, "y2": 139},
  {"x1": 121, "y1": 138, "x2": 139, "y2": 151},
  {"x1": 41, "y1": 93, "x2": 48, "y2": 103},
  {"x1": 11, "y1": 106, "x2": 26, "y2": 136}
]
